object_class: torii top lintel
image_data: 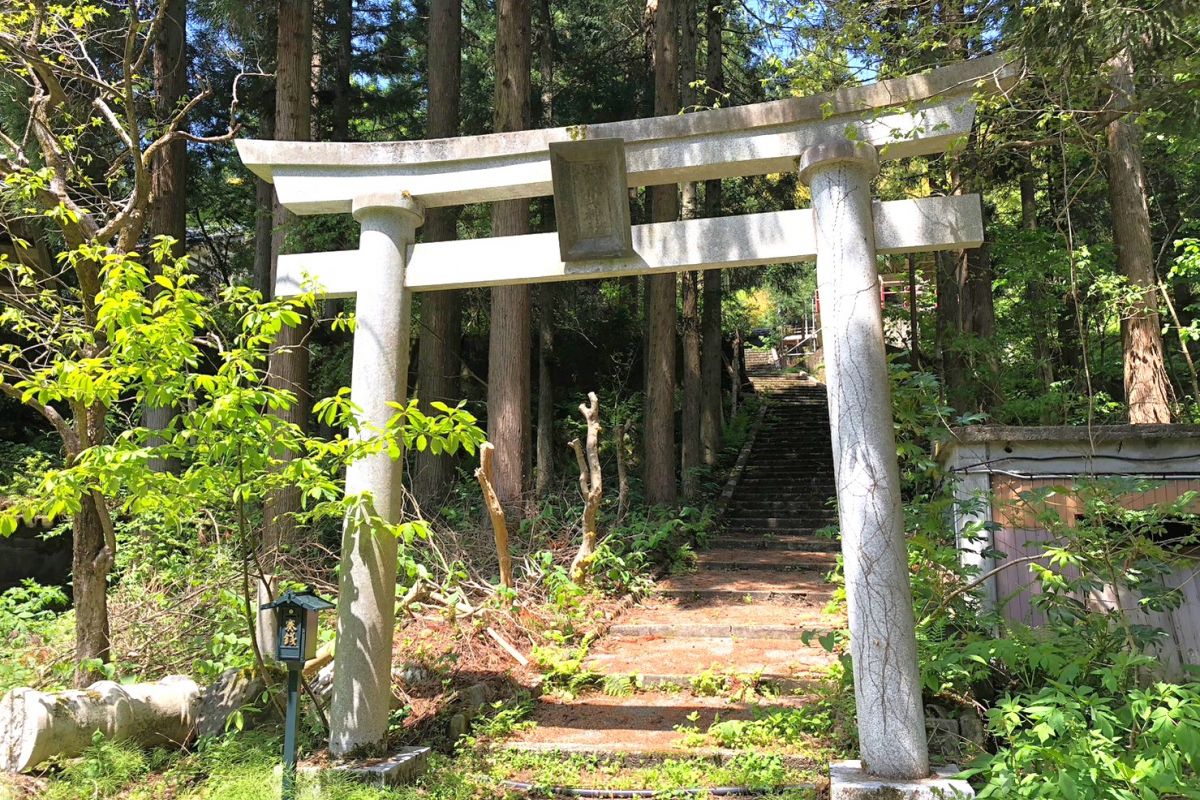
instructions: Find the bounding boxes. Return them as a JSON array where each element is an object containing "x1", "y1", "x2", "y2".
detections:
[{"x1": 237, "y1": 54, "x2": 1017, "y2": 216}]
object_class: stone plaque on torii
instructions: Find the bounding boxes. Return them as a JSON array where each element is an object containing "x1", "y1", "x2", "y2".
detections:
[{"x1": 237, "y1": 53, "x2": 1017, "y2": 789}]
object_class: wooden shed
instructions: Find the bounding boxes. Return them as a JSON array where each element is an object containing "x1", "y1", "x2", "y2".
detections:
[{"x1": 939, "y1": 425, "x2": 1200, "y2": 675}]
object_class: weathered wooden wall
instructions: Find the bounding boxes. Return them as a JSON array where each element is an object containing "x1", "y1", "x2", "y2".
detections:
[{"x1": 989, "y1": 476, "x2": 1200, "y2": 675}]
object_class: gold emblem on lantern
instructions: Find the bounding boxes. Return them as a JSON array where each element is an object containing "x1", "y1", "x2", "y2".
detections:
[{"x1": 282, "y1": 618, "x2": 299, "y2": 648}]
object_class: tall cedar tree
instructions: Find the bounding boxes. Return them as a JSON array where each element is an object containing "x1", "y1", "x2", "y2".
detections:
[
  {"x1": 414, "y1": 0, "x2": 464, "y2": 505},
  {"x1": 644, "y1": 0, "x2": 679, "y2": 506},
  {"x1": 488, "y1": 0, "x2": 534, "y2": 509},
  {"x1": 534, "y1": 0, "x2": 556, "y2": 499},
  {"x1": 679, "y1": 0, "x2": 701, "y2": 500},
  {"x1": 145, "y1": 0, "x2": 188, "y2": 474},
  {"x1": 1106, "y1": 47, "x2": 1172, "y2": 422},
  {"x1": 262, "y1": 0, "x2": 314, "y2": 583},
  {"x1": 699, "y1": 0, "x2": 724, "y2": 465},
  {"x1": 331, "y1": 0, "x2": 353, "y2": 139}
]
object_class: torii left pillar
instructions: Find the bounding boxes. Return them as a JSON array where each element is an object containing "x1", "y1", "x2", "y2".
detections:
[{"x1": 329, "y1": 193, "x2": 423, "y2": 756}]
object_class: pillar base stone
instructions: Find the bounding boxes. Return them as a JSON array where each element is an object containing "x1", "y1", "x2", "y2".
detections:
[{"x1": 830, "y1": 760, "x2": 974, "y2": 800}]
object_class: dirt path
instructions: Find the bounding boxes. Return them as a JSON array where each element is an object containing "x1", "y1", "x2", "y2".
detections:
[{"x1": 507, "y1": 370, "x2": 845, "y2": 772}]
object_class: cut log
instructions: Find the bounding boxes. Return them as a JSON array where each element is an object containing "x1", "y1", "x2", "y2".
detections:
[{"x1": 0, "y1": 676, "x2": 199, "y2": 772}]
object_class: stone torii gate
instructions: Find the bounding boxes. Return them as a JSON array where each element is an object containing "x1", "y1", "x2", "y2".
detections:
[{"x1": 238, "y1": 53, "x2": 1016, "y2": 788}]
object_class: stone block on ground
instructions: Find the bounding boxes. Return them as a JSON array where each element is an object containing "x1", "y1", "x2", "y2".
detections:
[
  {"x1": 331, "y1": 747, "x2": 431, "y2": 786},
  {"x1": 448, "y1": 713, "x2": 467, "y2": 741},
  {"x1": 196, "y1": 668, "x2": 269, "y2": 739},
  {"x1": 289, "y1": 747, "x2": 431, "y2": 792},
  {"x1": 830, "y1": 760, "x2": 973, "y2": 800},
  {"x1": 925, "y1": 716, "x2": 961, "y2": 758},
  {"x1": 462, "y1": 683, "x2": 488, "y2": 717}
]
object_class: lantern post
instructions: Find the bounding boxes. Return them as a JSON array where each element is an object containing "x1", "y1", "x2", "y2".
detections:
[{"x1": 260, "y1": 589, "x2": 335, "y2": 799}]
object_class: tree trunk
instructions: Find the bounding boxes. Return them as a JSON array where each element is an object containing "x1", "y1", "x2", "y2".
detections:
[
  {"x1": 615, "y1": 420, "x2": 631, "y2": 520},
  {"x1": 150, "y1": 0, "x2": 188, "y2": 253},
  {"x1": 935, "y1": 248, "x2": 967, "y2": 411},
  {"x1": 532, "y1": 2, "x2": 555, "y2": 499},
  {"x1": 906, "y1": 253, "x2": 920, "y2": 368},
  {"x1": 1106, "y1": 48, "x2": 1172, "y2": 423},
  {"x1": 253, "y1": 77, "x2": 276, "y2": 300},
  {"x1": 331, "y1": 0, "x2": 352, "y2": 140},
  {"x1": 261, "y1": 0, "x2": 314, "y2": 651},
  {"x1": 677, "y1": 0, "x2": 700, "y2": 499},
  {"x1": 475, "y1": 444, "x2": 513, "y2": 588},
  {"x1": 1021, "y1": 160, "x2": 1056, "y2": 395},
  {"x1": 72, "y1": 489, "x2": 111, "y2": 687},
  {"x1": 488, "y1": 0, "x2": 533, "y2": 511},
  {"x1": 0, "y1": 677, "x2": 200, "y2": 772},
  {"x1": 966, "y1": 231, "x2": 1002, "y2": 409},
  {"x1": 535, "y1": 285, "x2": 555, "y2": 497},
  {"x1": 699, "y1": 0, "x2": 724, "y2": 465},
  {"x1": 537, "y1": 0, "x2": 554, "y2": 120},
  {"x1": 145, "y1": 0, "x2": 188, "y2": 475},
  {"x1": 935, "y1": 0, "x2": 978, "y2": 413},
  {"x1": 413, "y1": 0, "x2": 463, "y2": 508},
  {"x1": 644, "y1": 0, "x2": 678, "y2": 507}
]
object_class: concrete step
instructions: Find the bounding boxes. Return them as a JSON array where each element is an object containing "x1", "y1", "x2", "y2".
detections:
[
  {"x1": 611, "y1": 597, "x2": 841, "y2": 640},
  {"x1": 695, "y1": 548, "x2": 837, "y2": 571},
  {"x1": 505, "y1": 692, "x2": 827, "y2": 765},
  {"x1": 733, "y1": 478, "x2": 833, "y2": 485},
  {"x1": 584, "y1": 635, "x2": 834, "y2": 679},
  {"x1": 744, "y1": 454, "x2": 832, "y2": 460},
  {"x1": 726, "y1": 500, "x2": 835, "y2": 511},
  {"x1": 723, "y1": 514, "x2": 835, "y2": 524},
  {"x1": 723, "y1": 517, "x2": 837, "y2": 530},
  {"x1": 714, "y1": 533, "x2": 839, "y2": 551},
  {"x1": 731, "y1": 480, "x2": 835, "y2": 490},
  {"x1": 724, "y1": 528, "x2": 837, "y2": 539},
  {"x1": 722, "y1": 522, "x2": 838, "y2": 533},
  {"x1": 658, "y1": 569, "x2": 835, "y2": 601}
]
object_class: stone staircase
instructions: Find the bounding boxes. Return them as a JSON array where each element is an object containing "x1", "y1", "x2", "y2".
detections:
[{"x1": 507, "y1": 372, "x2": 843, "y2": 767}]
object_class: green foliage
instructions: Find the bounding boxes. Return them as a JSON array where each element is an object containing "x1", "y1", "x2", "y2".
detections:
[
  {"x1": 45, "y1": 733, "x2": 150, "y2": 800},
  {"x1": 0, "y1": 579, "x2": 68, "y2": 634},
  {"x1": 0, "y1": 579, "x2": 72, "y2": 690},
  {"x1": 485, "y1": 749, "x2": 816, "y2": 796},
  {"x1": 530, "y1": 640, "x2": 601, "y2": 697},
  {"x1": 889, "y1": 366, "x2": 1200, "y2": 796},
  {"x1": 966, "y1": 674, "x2": 1200, "y2": 800},
  {"x1": 462, "y1": 699, "x2": 536, "y2": 743},
  {"x1": 0, "y1": 239, "x2": 483, "y2": 536},
  {"x1": 601, "y1": 673, "x2": 643, "y2": 697},
  {"x1": 706, "y1": 704, "x2": 835, "y2": 749}
]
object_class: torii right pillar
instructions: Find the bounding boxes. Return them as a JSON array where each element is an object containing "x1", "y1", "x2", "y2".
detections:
[{"x1": 800, "y1": 141, "x2": 972, "y2": 799}]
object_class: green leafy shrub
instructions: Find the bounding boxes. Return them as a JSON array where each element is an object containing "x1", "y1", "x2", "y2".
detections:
[
  {"x1": 0, "y1": 579, "x2": 72, "y2": 690},
  {"x1": 707, "y1": 704, "x2": 834, "y2": 749},
  {"x1": 46, "y1": 733, "x2": 150, "y2": 800},
  {"x1": 967, "y1": 674, "x2": 1200, "y2": 800}
]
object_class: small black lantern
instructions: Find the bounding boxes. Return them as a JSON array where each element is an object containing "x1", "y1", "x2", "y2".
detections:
[
  {"x1": 260, "y1": 588, "x2": 334, "y2": 800},
  {"x1": 260, "y1": 589, "x2": 334, "y2": 665}
]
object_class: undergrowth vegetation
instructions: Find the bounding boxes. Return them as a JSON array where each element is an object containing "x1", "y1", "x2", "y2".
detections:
[{"x1": 888, "y1": 363, "x2": 1200, "y2": 800}]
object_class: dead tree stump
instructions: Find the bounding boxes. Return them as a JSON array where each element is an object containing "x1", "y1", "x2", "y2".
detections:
[
  {"x1": 475, "y1": 442, "x2": 514, "y2": 589},
  {"x1": 569, "y1": 392, "x2": 603, "y2": 582}
]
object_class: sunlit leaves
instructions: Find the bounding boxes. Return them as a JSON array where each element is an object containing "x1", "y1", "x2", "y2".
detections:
[{"x1": 0, "y1": 234, "x2": 486, "y2": 562}]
